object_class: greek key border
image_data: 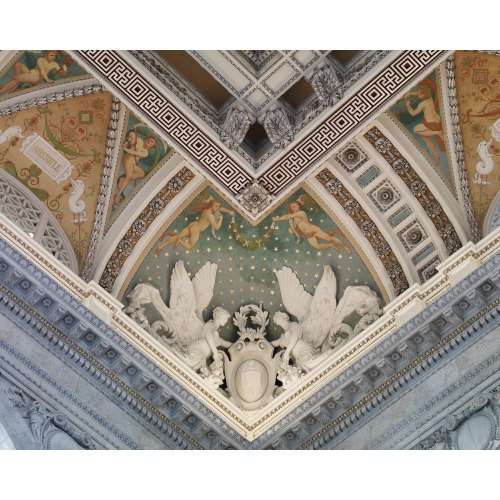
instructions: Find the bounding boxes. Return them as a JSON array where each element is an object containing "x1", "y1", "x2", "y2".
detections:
[{"x1": 73, "y1": 50, "x2": 446, "y2": 202}]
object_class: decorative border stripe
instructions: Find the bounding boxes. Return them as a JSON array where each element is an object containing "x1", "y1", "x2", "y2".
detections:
[
  {"x1": 446, "y1": 56, "x2": 480, "y2": 242},
  {"x1": 99, "y1": 167, "x2": 194, "y2": 292},
  {"x1": 81, "y1": 96, "x2": 120, "y2": 281},
  {"x1": 73, "y1": 50, "x2": 446, "y2": 202}
]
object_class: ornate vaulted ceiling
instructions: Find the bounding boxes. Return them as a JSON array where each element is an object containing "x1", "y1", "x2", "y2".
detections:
[{"x1": 0, "y1": 49, "x2": 498, "y2": 442}]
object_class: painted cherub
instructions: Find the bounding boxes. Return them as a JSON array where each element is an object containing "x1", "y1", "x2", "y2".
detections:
[
  {"x1": 114, "y1": 131, "x2": 157, "y2": 205},
  {"x1": 404, "y1": 84, "x2": 445, "y2": 166},
  {"x1": 272, "y1": 200, "x2": 351, "y2": 254},
  {"x1": 155, "y1": 198, "x2": 234, "y2": 255},
  {"x1": 0, "y1": 51, "x2": 68, "y2": 95}
]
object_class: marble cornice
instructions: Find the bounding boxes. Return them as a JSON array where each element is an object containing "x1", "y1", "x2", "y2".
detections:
[{"x1": 2, "y1": 213, "x2": 500, "y2": 447}]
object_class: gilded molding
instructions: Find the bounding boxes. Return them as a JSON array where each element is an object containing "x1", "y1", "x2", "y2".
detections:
[
  {"x1": 0, "y1": 286, "x2": 202, "y2": 450},
  {"x1": 297, "y1": 298, "x2": 500, "y2": 449}
]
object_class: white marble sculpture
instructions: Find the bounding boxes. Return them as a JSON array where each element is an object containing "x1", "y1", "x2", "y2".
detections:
[
  {"x1": 223, "y1": 304, "x2": 281, "y2": 411},
  {"x1": 273, "y1": 265, "x2": 382, "y2": 385},
  {"x1": 124, "y1": 261, "x2": 232, "y2": 386}
]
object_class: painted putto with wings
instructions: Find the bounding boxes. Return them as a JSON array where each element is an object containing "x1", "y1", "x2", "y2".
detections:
[
  {"x1": 123, "y1": 261, "x2": 232, "y2": 387},
  {"x1": 273, "y1": 265, "x2": 382, "y2": 385}
]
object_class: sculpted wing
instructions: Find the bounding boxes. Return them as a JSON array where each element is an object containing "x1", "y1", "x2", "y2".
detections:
[
  {"x1": 333, "y1": 286, "x2": 377, "y2": 325},
  {"x1": 192, "y1": 261, "x2": 218, "y2": 320},
  {"x1": 275, "y1": 266, "x2": 312, "y2": 322},
  {"x1": 168, "y1": 261, "x2": 203, "y2": 341},
  {"x1": 304, "y1": 265, "x2": 337, "y2": 344},
  {"x1": 169, "y1": 261, "x2": 195, "y2": 311},
  {"x1": 125, "y1": 282, "x2": 174, "y2": 332}
]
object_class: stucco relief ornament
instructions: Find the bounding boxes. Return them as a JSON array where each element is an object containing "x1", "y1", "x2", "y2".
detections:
[
  {"x1": 222, "y1": 304, "x2": 281, "y2": 411},
  {"x1": 236, "y1": 180, "x2": 275, "y2": 216},
  {"x1": 261, "y1": 106, "x2": 295, "y2": 148},
  {"x1": 308, "y1": 64, "x2": 344, "y2": 106},
  {"x1": 68, "y1": 178, "x2": 88, "y2": 224},
  {"x1": 123, "y1": 261, "x2": 232, "y2": 388},
  {"x1": 273, "y1": 265, "x2": 383, "y2": 388},
  {"x1": 220, "y1": 106, "x2": 252, "y2": 148}
]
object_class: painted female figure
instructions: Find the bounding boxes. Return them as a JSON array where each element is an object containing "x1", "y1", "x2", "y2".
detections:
[
  {"x1": 404, "y1": 83, "x2": 445, "y2": 166},
  {"x1": 155, "y1": 198, "x2": 234, "y2": 255},
  {"x1": 272, "y1": 200, "x2": 351, "y2": 254}
]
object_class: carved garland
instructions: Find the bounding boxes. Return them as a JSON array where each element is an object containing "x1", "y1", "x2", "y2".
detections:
[
  {"x1": 445, "y1": 56, "x2": 481, "y2": 243},
  {"x1": 81, "y1": 96, "x2": 120, "y2": 281},
  {"x1": 0, "y1": 85, "x2": 106, "y2": 118},
  {"x1": 364, "y1": 126, "x2": 463, "y2": 256},
  {"x1": 99, "y1": 167, "x2": 194, "y2": 292},
  {"x1": 316, "y1": 168, "x2": 409, "y2": 295}
]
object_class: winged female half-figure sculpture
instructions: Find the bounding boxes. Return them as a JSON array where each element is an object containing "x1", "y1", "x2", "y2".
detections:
[
  {"x1": 273, "y1": 265, "x2": 382, "y2": 381},
  {"x1": 124, "y1": 261, "x2": 232, "y2": 386}
]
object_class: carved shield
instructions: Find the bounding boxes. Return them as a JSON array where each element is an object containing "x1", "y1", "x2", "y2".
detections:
[
  {"x1": 236, "y1": 359, "x2": 268, "y2": 403},
  {"x1": 223, "y1": 339, "x2": 278, "y2": 411}
]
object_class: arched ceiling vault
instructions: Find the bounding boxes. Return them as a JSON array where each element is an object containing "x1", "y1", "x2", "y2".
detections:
[
  {"x1": 0, "y1": 50, "x2": 484, "y2": 300},
  {"x1": 1, "y1": 50, "x2": 499, "y2": 434}
]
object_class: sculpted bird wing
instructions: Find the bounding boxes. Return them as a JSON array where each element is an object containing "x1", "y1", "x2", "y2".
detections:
[
  {"x1": 192, "y1": 261, "x2": 218, "y2": 320},
  {"x1": 168, "y1": 261, "x2": 203, "y2": 341},
  {"x1": 333, "y1": 286, "x2": 375, "y2": 325},
  {"x1": 275, "y1": 266, "x2": 312, "y2": 322},
  {"x1": 305, "y1": 265, "x2": 338, "y2": 342},
  {"x1": 169, "y1": 261, "x2": 195, "y2": 312}
]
